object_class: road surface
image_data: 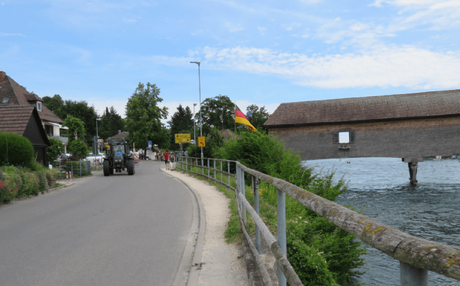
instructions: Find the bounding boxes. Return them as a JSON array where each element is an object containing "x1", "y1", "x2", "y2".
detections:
[{"x1": 0, "y1": 161, "x2": 195, "y2": 286}]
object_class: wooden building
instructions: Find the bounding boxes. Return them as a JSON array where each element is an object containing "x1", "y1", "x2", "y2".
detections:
[{"x1": 264, "y1": 89, "x2": 460, "y2": 185}]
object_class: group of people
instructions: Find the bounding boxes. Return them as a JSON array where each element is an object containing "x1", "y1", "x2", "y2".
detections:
[{"x1": 162, "y1": 150, "x2": 176, "y2": 170}]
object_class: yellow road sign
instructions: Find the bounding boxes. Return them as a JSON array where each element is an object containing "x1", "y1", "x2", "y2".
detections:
[
  {"x1": 198, "y1": 136, "x2": 205, "y2": 147},
  {"x1": 175, "y1": 133, "x2": 191, "y2": 143}
]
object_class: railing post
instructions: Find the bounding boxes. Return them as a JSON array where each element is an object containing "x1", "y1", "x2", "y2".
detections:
[
  {"x1": 201, "y1": 157, "x2": 204, "y2": 175},
  {"x1": 253, "y1": 176, "x2": 261, "y2": 254},
  {"x1": 227, "y1": 161, "x2": 230, "y2": 192},
  {"x1": 400, "y1": 262, "x2": 428, "y2": 286},
  {"x1": 220, "y1": 161, "x2": 223, "y2": 182},
  {"x1": 277, "y1": 189, "x2": 287, "y2": 286},
  {"x1": 208, "y1": 159, "x2": 210, "y2": 177},
  {"x1": 241, "y1": 167, "x2": 246, "y2": 225},
  {"x1": 213, "y1": 160, "x2": 216, "y2": 180}
]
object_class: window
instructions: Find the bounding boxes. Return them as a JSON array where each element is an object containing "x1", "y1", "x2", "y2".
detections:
[
  {"x1": 338, "y1": 132, "x2": 350, "y2": 144},
  {"x1": 2, "y1": 98, "x2": 9, "y2": 104},
  {"x1": 37, "y1": 102, "x2": 42, "y2": 111}
]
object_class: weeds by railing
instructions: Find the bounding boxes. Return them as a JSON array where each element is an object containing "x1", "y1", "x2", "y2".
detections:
[{"x1": 178, "y1": 156, "x2": 460, "y2": 286}]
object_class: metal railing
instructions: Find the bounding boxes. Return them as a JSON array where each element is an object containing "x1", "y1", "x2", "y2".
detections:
[{"x1": 178, "y1": 156, "x2": 460, "y2": 286}]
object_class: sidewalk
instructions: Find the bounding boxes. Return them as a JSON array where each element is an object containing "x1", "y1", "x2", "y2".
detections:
[{"x1": 163, "y1": 167, "x2": 249, "y2": 286}]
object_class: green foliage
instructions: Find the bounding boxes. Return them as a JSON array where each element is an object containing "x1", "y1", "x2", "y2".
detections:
[
  {"x1": 186, "y1": 128, "x2": 225, "y2": 158},
  {"x1": 0, "y1": 132, "x2": 35, "y2": 168},
  {"x1": 126, "y1": 82, "x2": 169, "y2": 150},
  {"x1": 64, "y1": 115, "x2": 86, "y2": 145},
  {"x1": 215, "y1": 131, "x2": 366, "y2": 285},
  {"x1": 0, "y1": 164, "x2": 57, "y2": 203},
  {"x1": 245, "y1": 104, "x2": 270, "y2": 131},
  {"x1": 67, "y1": 140, "x2": 87, "y2": 159},
  {"x1": 48, "y1": 138, "x2": 64, "y2": 162},
  {"x1": 98, "y1": 106, "x2": 126, "y2": 140},
  {"x1": 168, "y1": 104, "x2": 194, "y2": 149},
  {"x1": 43, "y1": 96, "x2": 98, "y2": 144},
  {"x1": 199, "y1": 95, "x2": 235, "y2": 134}
]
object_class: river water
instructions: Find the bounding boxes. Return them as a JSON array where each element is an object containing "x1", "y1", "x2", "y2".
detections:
[{"x1": 306, "y1": 157, "x2": 460, "y2": 286}]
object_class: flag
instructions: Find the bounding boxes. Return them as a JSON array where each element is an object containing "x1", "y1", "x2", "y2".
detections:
[{"x1": 235, "y1": 106, "x2": 257, "y2": 132}]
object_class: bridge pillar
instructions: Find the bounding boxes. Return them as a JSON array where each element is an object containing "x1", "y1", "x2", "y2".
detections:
[{"x1": 402, "y1": 158, "x2": 424, "y2": 186}]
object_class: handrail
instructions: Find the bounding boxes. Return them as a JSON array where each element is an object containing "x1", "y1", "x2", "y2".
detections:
[{"x1": 179, "y1": 156, "x2": 460, "y2": 285}]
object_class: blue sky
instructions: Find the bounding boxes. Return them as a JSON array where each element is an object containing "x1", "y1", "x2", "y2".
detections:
[{"x1": 1, "y1": 0, "x2": 460, "y2": 124}]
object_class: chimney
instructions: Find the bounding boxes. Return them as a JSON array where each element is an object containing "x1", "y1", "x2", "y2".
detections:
[{"x1": 0, "y1": 70, "x2": 5, "y2": 83}]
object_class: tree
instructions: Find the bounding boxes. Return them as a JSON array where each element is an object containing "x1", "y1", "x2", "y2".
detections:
[
  {"x1": 42, "y1": 94, "x2": 64, "y2": 115},
  {"x1": 47, "y1": 138, "x2": 64, "y2": 162},
  {"x1": 199, "y1": 95, "x2": 235, "y2": 133},
  {"x1": 246, "y1": 104, "x2": 270, "y2": 131},
  {"x1": 59, "y1": 100, "x2": 98, "y2": 144},
  {"x1": 63, "y1": 115, "x2": 86, "y2": 144},
  {"x1": 125, "y1": 82, "x2": 169, "y2": 150},
  {"x1": 167, "y1": 104, "x2": 193, "y2": 149},
  {"x1": 98, "y1": 106, "x2": 126, "y2": 140}
]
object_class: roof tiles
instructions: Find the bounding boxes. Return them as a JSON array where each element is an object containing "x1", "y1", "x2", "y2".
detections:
[{"x1": 264, "y1": 89, "x2": 460, "y2": 127}]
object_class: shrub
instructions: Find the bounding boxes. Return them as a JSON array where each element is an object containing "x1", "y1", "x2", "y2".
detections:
[
  {"x1": 48, "y1": 138, "x2": 64, "y2": 162},
  {"x1": 0, "y1": 132, "x2": 35, "y2": 168},
  {"x1": 216, "y1": 131, "x2": 366, "y2": 285},
  {"x1": 67, "y1": 139, "x2": 87, "y2": 159}
]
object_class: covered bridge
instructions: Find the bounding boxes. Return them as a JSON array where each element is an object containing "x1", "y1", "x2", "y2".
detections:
[{"x1": 263, "y1": 89, "x2": 460, "y2": 185}]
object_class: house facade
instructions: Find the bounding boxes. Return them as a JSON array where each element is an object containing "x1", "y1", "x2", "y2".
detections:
[{"x1": 0, "y1": 70, "x2": 67, "y2": 144}]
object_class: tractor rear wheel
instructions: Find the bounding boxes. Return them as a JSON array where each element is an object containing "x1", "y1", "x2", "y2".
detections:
[
  {"x1": 103, "y1": 160, "x2": 110, "y2": 176},
  {"x1": 127, "y1": 159, "x2": 135, "y2": 175}
]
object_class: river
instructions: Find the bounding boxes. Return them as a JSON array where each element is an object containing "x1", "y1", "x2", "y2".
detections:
[{"x1": 306, "y1": 157, "x2": 460, "y2": 286}]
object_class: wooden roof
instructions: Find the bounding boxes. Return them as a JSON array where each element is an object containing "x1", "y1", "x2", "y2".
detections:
[
  {"x1": 0, "y1": 106, "x2": 36, "y2": 134},
  {"x1": 0, "y1": 73, "x2": 63, "y2": 124},
  {"x1": 264, "y1": 89, "x2": 460, "y2": 127}
]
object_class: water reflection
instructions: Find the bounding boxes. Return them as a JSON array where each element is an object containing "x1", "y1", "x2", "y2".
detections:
[{"x1": 305, "y1": 157, "x2": 460, "y2": 286}]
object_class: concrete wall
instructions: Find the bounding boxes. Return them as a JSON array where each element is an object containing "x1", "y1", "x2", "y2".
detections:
[{"x1": 268, "y1": 116, "x2": 460, "y2": 160}]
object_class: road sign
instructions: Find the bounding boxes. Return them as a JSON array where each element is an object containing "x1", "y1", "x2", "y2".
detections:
[
  {"x1": 148, "y1": 140, "x2": 152, "y2": 147},
  {"x1": 175, "y1": 133, "x2": 191, "y2": 143},
  {"x1": 198, "y1": 136, "x2": 205, "y2": 147}
]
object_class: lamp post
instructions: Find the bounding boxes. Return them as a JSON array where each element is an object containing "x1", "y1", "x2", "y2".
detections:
[
  {"x1": 96, "y1": 117, "x2": 101, "y2": 155},
  {"x1": 190, "y1": 61, "x2": 203, "y2": 161},
  {"x1": 193, "y1": 103, "x2": 197, "y2": 144}
]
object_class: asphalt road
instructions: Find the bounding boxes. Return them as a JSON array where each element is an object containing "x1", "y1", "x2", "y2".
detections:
[{"x1": 0, "y1": 161, "x2": 195, "y2": 286}]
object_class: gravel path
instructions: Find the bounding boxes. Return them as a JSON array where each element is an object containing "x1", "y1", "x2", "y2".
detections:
[{"x1": 165, "y1": 169, "x2": 249, "y2": 285}]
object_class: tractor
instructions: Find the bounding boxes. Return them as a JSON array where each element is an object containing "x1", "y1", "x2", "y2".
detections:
[{"x1": 103, "y1": 138, "x2": 135, "y2": 176}]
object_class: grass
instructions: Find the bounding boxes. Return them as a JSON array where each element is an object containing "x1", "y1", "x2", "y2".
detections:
[{"x1": 177, "y1": 162, "x2": 279, "y2": 244}]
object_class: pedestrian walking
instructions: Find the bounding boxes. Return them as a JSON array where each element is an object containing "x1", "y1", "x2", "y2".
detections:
[
  {"x1": 163, "y1": 150, "x2": 170, "y2": 170},
  {"x1": 170, "y1": 153, "x2": 176, "y2": 170}
]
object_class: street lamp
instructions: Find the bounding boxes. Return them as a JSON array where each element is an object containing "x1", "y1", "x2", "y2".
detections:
[
  {"x1": 190, "y1": 61, "x2": 203, "y2": 161},
  {"x1": 193, "y1": 103, "x2": 197, "y2": 144},
  {"x1": 96, "y1": 117, "x2": 101, "y2": 155}
]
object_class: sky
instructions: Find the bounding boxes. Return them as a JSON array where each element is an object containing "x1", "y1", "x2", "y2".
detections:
[{"x1": 1, "y1": 0, "x2": 460, "y2": 125}]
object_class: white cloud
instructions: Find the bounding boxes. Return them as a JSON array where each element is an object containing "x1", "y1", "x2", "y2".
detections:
[{"x1": 195, "y1": 45, "x2": 460, "y2": 89}]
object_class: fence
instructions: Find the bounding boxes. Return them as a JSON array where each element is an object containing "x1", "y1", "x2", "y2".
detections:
[
  {"x1": 52, "y1": 160, "x2": 92, "y2": 177},
  {"x1": 178, "y1": 156, "x2": 460, "y2": 286}
]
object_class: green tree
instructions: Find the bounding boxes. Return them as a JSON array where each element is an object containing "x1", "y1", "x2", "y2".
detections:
[
  {"x1": 246, "y1": 104, "x2": 270, "y2": 131},
  {"x1": 99, "y1": 106, "x2": 126, "y2": 140},
  {"x1": 186, "y1": 127, "x2": 224, "y2": 158},
  {"x1": 125, "y1": 82, "x2": 169, "y2": 150},
  {"x1": 63, "y1": 115, "x2": 86, "y2": 144},
  {"x1": 42, "y1": 94, "x2": 64, "y2": 115},
  {"x1": 168, "y1": 104, "x2": 193, "y2": 149},
  {"x1": 199, "y1": 95, "x2": 235, "y2": 133},
  {"x1": 47, "y1": 138, "x2": 64, "y2": 162},
  {"x1": 59, "y1": 100, "x2": 97, "y2": 144},
  {"x1": 67, "y1": 140, "x2": 88, "y2": 159}
]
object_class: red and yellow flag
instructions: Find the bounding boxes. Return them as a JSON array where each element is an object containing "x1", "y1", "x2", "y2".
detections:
[{"x1": 235, "y1": 106, "x2": 257, "y2": 132}]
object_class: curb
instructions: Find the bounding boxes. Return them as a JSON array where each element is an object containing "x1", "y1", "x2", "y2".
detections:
[{"x1": 161, "y1": 167, "x2": 206, "y2": 286}]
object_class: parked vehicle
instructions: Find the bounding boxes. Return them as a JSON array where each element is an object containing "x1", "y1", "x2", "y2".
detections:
[{"x1": 84, "y1": 153, "x2": 105, "y2": 166}]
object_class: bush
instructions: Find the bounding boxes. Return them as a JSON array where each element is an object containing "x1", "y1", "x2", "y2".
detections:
[
  {"x1": 0, "y1": 132, "x2": 35, "y2": 168},
  {"x1": 216, "y1": 131, "x2": 366, "y2": 285},
  {"x1": 48, "y1": 138, "x2": 64, "y2": 162},
  {"x1": 67, "y1": 139, "x2": 87, "y2": 159}
]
